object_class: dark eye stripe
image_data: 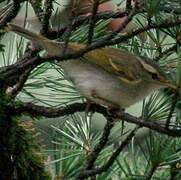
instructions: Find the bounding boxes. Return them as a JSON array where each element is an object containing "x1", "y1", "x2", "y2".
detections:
[{"x1": 151, "y1": 73, "x2": 158, "y2": 80}]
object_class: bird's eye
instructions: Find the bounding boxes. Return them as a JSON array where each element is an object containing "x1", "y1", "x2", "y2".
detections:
[{"x1": 151, "y1": 73, "x2": 158, "y2": 80}]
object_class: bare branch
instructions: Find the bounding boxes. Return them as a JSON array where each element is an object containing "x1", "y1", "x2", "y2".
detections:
[
  {"x1": 154, "y1": 44, "x2": 178, "y2": 61},
  {"x1": 41, "y1": 0, "x2": 54, "y2": 35},
  {"x1": 13, "y1": 102, "x2": 107, "y2": 117},
  {"x1": 144, "y1": 164, "x2": 159, "y2": 180},
  {"x1": 165, "y1": 92, "x2": 179, "y2": 129},
  {"x1": 126, "y1": 0, "x2": 132, "y2": 11},
  {"x1": 13, "y1": 102, "x2": 181, "y2": 137},
  {"x1": 7, "y1": 48, "x2": 38, "y2": 97},
  {"x1": 121, "y1": 112, "x2": 181, "y2": 137},
  {"x1": 29, "y1": 0, "x2": 44, "y2": 23},
  {"x1": 78, "y1": 127, "x2": 139, "y2": 179},
  {"x1": 109, "y1": 18, "x2": 181, "y2": 46},
  {"x1": 45, "y1": 10, "x2": 129, "y2": 39},
  {"x1": 1, "y1": 17, "x2": 180, "y2": 88},
  {"x1": 87, "y1": 0, "x2": 100, "y2": 44},
  {"x1": 0, "y1": 56, "x2": 42, "y2": 88},
  {"x1": 7, "y1": 69, "x2": 31, "y2": 98}
]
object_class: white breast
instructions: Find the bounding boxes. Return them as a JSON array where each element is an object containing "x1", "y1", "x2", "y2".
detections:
[{"x1": 60, "y1": 60, "x2": 162, "y2": 107}]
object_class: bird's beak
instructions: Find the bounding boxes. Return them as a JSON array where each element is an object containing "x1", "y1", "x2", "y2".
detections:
[{"x1": 160, "y1": 79, "x2": 177, "y2": 90}]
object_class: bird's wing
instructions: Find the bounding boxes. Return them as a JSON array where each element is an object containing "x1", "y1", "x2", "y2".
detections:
[
  {"x1": 70, "y1": 43, "x2": 142, "y2": 84},
  {"x1": 7, "y1": 23, "x2": 141, "y2": 84}
]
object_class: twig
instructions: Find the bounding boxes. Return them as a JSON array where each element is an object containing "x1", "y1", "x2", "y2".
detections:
[
  {"x1": 49, "y1": 2, "x2": 137, "y2": 41},
  {"x1": 87, "y1": 0, "x2": 100, "y2": 45},
  {"x1": 1, "y1": 18, "x2": 181, "y2": 87},
  {"x1": 41, "y1": 0, "x2": 54, "y2": 35},
  {"x1": 29, "y1": 0, "x2": 44, "y2": 23},
  {"x1": 0, "y1": 56, "x2": 42, "y2": 88},
  {"x1": 109, "y1": 19, "x2": 181, "y2": 46},
  {"x1": 126, "y1": 0, "x2": 132, "y2": 11},
  {"x1": 44, "y1": 10, "x2": 129, "y2": 39},
  {"x1": 62, "y1": 5, "x2": 74, "y2": 54},
  {"x1": 78, "y1": 115, "x2": 115, "y2": 180},
  {"x1": 13, "y1": 102, "x2": 107, "y2": 117},
  {"x1": 121, "y1": 112, "x2": 181, "y2": 137},
  {"x1": 7, "y1": 47, "x2": 39, "y2": 97},
  {"x1": 154, "y1": 44, "x2": 178, "y2": 61},
  {"x1": 165, "y1": 92, "x2": 179, "y2": 129},
  {"x1": 170, "y1": 162, "x2": 180, "y2": 180},
  {"x1": 27, "y1": 2, "x2": 181, "y2": 39},
  {"x1": 12, "y1": 102, "x2": 181, "y2": 137},
  {"x1": 27, "y1": 18, "x2": 181, "y2": 62},
  {"x1": 78, "y1": 127, "x2": 139, "y2": 179},
  {"x1": 38, "y1": 18, "x2": 181, "y2": 62},
  {"x1": 7, "y1": 69, "x2": 31, "y2": 98},
  {"x1": 144, "y1": 164, "x2": 158, "y2": 180}
]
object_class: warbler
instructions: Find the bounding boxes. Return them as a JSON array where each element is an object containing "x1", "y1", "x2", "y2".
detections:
[{"x1": 7, "y1": 23, "x2": 176, "y2": 108}]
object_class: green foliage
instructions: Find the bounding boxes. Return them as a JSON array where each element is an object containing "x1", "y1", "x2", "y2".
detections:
[
  {"x1": 113, "y1": 132, "x2": 181, "y2": 180},
  {"x1": 142, "y1": 91, "x2": 173, "y2": 121},
  {"x1": 12, "y1": 5, "x2": 181, "y2": 178},
  {"x1": 43, "y1": 114, "x2": 117, "y2": 179},
  {"x1": 144, "y1": 0, "x2": 162, "y2": 18},
  {"x1": 41, "y1": 112, "x2": 181, "y2": 179},
  {"x1": 0, "y1": 0, "x2": 7, "y2": 4},
  {"x1": 0, "y1": 28, "x2": 5, "y2": 52},
  {"x1": 0, "y1": 0, "x2": 181, "y2": 179}
]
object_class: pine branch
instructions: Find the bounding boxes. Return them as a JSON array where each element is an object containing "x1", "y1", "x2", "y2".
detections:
[
  {"x1": 29, "y1": 0, "x2": 44, "y2": 23},
  {"x1": 0, "y1": 17, "x2": 180, "y2": 90},
  {"x1": 109, "y1": 18, "x2": 181, "y2": 46},
  {"x1": 13, "y1": 102, "x2": 107, "y2": 117},
  {"x1": 41, "y1": 0, "x2": 54, "y2": 35},
  {"x1": 1, "y1": 1, "x2": 181, "y2": 179},
  {"x1": 0, "y1": 55, "x2": 42, "y2": 89},
  {"x1": 78, "y1": 115, "x2": 115, "y2": 180},
  {"x1": 13, "y1": 102, "x2": 181, "y2": 137},
  {"x1": 78, "y1": 127, "x2": 138, "y2": 179},
  {"x1": 165, "y1": 92, "x2": 179, "y2": 129},
  {"x1": 87, "y1": 0, "x2": 100, "y2": 45},
  {"x1": 144, "y1": 164, "x2": 158, "y2": 180},
  {"x1": 126, "y1": 0, "x2": 132, "y2": 11},
  {"x1": 7, "y1": 69, "x2": 31, "y2": 97},
  {"x1": 154, "y1": 44, "x2": 178, "y2": 61},
  {"x1": 44, "y1": 10, "x2": 129, "y2": 39}
]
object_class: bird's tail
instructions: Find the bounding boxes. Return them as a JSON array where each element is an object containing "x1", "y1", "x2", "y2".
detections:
[{"x1": 7, "y1": 23, "x2": 63, "y2": 56}]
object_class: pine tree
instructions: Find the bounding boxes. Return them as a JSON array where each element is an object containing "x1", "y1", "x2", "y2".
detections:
[{"x1": 0, "y1": 0, "x2": 181, "y2": 179}]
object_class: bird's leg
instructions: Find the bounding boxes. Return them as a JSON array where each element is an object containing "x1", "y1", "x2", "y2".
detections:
[
  {"x1": 85, "y1": 99, "x2": 95, "y2": 119},
  {"x1": 107, "y1": 107, "x2": 125, "y2": 131},
  {"x1": 107, "y1": 106, "x2": 121, "y2": 118}
]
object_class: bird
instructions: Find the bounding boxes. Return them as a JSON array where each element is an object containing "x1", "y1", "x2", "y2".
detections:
[{"x1": 7, "y1": 23, "x2": 177, "y2": 108}]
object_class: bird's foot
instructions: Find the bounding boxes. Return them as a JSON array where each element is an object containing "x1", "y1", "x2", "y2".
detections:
[
  {"x1": 85, "y1": 99, "x2": 96, "y2": 118},
  {"x1": 107, "y1": 106, "x2": 123, "y2": 119}
]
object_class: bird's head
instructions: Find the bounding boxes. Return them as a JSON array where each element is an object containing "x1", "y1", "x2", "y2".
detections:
[{"x1": 137, "y1": 57, "x2": 177, "y2": 90}]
